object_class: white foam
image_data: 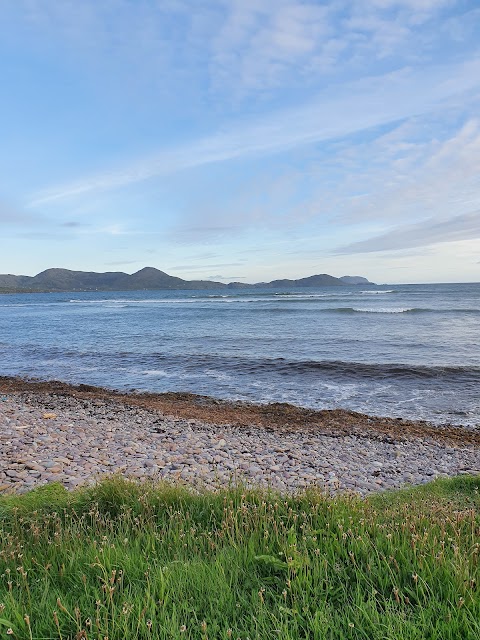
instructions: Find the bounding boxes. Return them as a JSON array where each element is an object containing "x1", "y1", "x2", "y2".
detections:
[
  {"x1": 69, "y1": 297, "x2": 249, "y2": 305},
  {"x1": 204, "y1": 369, "x2": 233, "y2": 381},
  {"x1": 353, "y1": 307, "x2": 415, "y2": 313},
  {"x1": 359, "y1": 290, "x2": 394, "y2": 295},
  {"x1": 66, "y1": 292, "x2": 399, "y2": 306}
]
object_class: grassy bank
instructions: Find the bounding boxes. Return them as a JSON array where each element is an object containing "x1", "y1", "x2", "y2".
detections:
[{"x1": 0, "y1": 477, "x2": 479, "y2": 639}]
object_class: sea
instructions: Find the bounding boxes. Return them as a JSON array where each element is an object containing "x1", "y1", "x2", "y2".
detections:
[{"x1": 0, "y1": 282, "x2": 479, "y2": 426}]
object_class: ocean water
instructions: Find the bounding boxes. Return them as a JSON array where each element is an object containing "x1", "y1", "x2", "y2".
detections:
[{"x1": 0, "y1": 283, "x2": 479, "y2": 426}]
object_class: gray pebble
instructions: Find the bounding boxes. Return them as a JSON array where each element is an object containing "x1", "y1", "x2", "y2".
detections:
[{"x1": 0, "y1": 391, "x2": 479, "y2": 496}]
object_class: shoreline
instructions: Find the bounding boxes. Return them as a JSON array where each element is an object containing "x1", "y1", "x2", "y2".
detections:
[
  {"x1": 1, "y1": 375, "x2": 479, "y2": 445},
  {"x1": 1, "y1": 375, "x2": 479, "y2": 495}
]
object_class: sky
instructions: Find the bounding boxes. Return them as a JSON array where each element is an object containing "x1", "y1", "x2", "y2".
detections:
[{"x1": 1, "y1": 0, "x2": 480, "y2": 284}]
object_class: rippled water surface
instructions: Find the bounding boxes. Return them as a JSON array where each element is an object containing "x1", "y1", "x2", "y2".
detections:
[{"x1": 1, "y1": 283, "x2": 479, "y2": 425}]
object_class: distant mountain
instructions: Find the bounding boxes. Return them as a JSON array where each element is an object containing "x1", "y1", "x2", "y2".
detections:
[
  {"x1": 251, "y1": 274, "x2": 351, "y2": 288},
  {"x1": 339, "y1": 275, "x2": 372, "y2": 285},
  {"x1": 0, "y1": 267, "x2": 374, "y2": 293}
]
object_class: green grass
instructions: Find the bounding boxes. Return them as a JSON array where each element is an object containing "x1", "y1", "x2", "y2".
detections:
[{"x1": 0, "y1": 476, "x2": 479, "y2": 639}]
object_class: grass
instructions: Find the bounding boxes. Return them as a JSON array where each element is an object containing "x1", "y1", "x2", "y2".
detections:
[{"x1": 0, "y1": 476, "x2": 479, "y2": 639}]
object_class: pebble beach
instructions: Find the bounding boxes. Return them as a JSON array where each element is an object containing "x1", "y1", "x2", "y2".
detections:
[{"x1": 1, "y1": 377, "x2": 479, "y2": 495}]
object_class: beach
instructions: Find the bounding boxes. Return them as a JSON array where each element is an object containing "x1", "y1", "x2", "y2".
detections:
[{"x1": 1, "y1": 376, "x2": 479, "y2": 495}]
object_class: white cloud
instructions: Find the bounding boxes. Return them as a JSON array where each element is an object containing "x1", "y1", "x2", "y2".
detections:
[
  {"x1": 211, "y1": 1, "x2": 331, "y2": 91},
  {"x1": 0, "y1": 0, "x2": 461, "y2": 100},
  {"x1": 352, "y1": 0, "x2": 452, "y2": 18},
  {"x1": 336, "y1": 210, "x2": 480, "y2": 254},
  {"x1": 29, "y1": 57, "x2": 480, "y2": 207},
  {"x1": 365, "y1": 0, "x2": 451, "y2": 11},
  {"x1": 334, "y1": 116, "x2": 480, "y2": 225},
  {"x1": 208, "y1": 0, "x2": 457, "y2": 93}
]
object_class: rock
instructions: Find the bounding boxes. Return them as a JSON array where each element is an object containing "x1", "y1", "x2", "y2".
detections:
[
  {"x1": 23, "y1": 462, "x2": 44, "y2": 471},
  {"x1": 1, "y1": 388, "x2": 479, "y2": 496},
  {"x1": 43, "y1": 460, "x2": 61, "y2": 469}
]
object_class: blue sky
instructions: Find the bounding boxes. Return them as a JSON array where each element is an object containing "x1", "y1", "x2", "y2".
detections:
[{"x1": 1, "y1": 0, "x2": 479, "y2": 284}]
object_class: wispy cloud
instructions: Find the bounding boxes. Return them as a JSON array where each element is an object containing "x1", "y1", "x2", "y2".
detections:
[
  {"x1": 321, "y1": 114, "x2": 480, "y2": 227},
  {"x1": 336, "y1": 209, "x2": 480, "y2": 254},
  {"x1": 1, "y1": 0, "x2": 453, "y2": 101},
  {"x1": 29, "y1": 56, "x2": 480, "y2": 206},
  {"x1": 209, "y1": 0, "x2": 454, "y2": 94},
  {"x1": 158, "y1": 109, "x2": 480, "y2": 244},
  {"x1": 210, "y1": 1, "x2": 330, "y2": 92}
]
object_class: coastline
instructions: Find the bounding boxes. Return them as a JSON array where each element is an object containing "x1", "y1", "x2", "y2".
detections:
[{"x1": 1, "y1": 375, "x2": 479, "y2": 495}]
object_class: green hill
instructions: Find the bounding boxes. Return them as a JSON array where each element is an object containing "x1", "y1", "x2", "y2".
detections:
[{"x1": 0, "y1": 267, "x2": 374, "y2": 293}]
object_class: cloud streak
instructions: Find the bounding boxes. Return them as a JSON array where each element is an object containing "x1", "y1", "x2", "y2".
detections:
[
  {"x1": 29, "y1": 56, "x2": 480, "y2": 206},
  {"x1": 336, "y1": 209, "x2": 480, "y2": 254}
]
